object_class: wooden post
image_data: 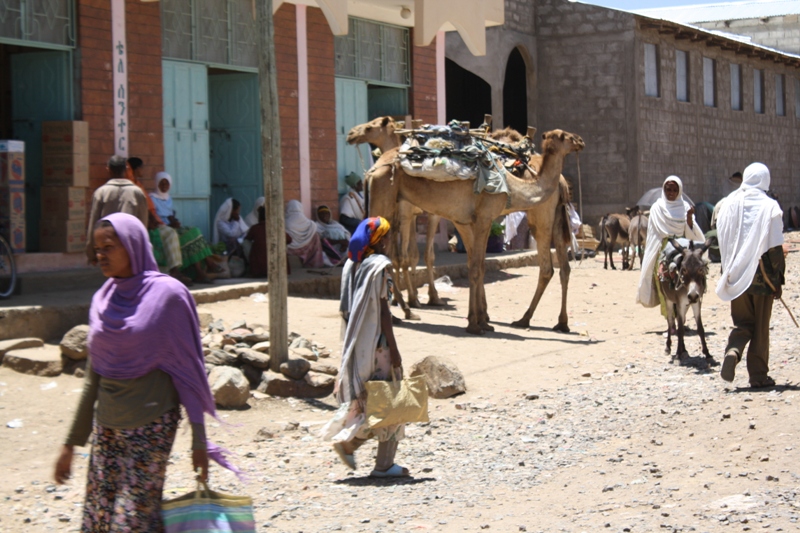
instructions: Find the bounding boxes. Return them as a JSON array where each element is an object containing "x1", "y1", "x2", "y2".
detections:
[{"x1": 257, "y1": 0, "x2": 288, "y2": 371}]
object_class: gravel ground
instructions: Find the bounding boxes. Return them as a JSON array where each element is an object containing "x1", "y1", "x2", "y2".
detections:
[{"x1": 2, "y1": 237, "x2": 799, "y2": 532}]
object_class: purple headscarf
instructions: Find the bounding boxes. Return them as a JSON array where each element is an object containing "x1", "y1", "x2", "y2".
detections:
[{"x1": 88, "y1": 213, "x2": 238, "y2": 475}]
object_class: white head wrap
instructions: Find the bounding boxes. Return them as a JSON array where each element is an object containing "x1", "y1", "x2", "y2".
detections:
[
  {"x1": 152, "y1": 171, "x2": 172, "y2": 201},
  {"x1": 212, "y1": 198, "x2": 248, "y2": 244},
  {"x1": 636, "y1": 176, "x2": 706, "y2": 307},
  {"x1": 244, "y1": 196, "x2": 266, "y2": 227},
  {"x1": 285, "y1": 200, "x2": 318, "y2": 250},
  {"x1": 715, "y1": 163, "x2": 783, "y2": 301}
]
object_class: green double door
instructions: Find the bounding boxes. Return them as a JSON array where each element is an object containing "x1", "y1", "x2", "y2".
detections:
[
  {"x1": 162, "y1": 60, "x2": 261, "y2": 239},
  {"x1": 10, "y1": 50, "x2": 72, "y2": 251}
]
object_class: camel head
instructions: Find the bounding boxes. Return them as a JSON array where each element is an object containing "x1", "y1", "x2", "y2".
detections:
[
  {"x1": 346, "y1": 116, "x2": 399, "y2": 151},
  {"x1": 541, "y1": 129, "x2": 585, "y2": 156}
]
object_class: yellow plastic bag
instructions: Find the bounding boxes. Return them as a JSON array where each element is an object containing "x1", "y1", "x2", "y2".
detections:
[{"x1": 365, "y1": 370, "x2": 429, "y2": 429}]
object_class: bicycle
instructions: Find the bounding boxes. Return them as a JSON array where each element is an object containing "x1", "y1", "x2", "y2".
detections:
[{"x1": 0, "y1": 234, "x2": 17, "y2": 298}]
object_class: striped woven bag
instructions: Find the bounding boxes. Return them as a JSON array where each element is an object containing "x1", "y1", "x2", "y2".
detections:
[{"x1": 162, "y1": 482, "x2": 255, "y2": 533}]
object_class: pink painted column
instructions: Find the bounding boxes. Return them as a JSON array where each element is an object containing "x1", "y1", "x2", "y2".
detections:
[
  {"x1": 436, "y1": 31, "x2": 446, "y2": 125},
  {"x1": 111, "y1": 0, "x2": 128, "y2": 157},
  {"x1": 296, "y1": 4, "x2": 311, "y2": 216}
]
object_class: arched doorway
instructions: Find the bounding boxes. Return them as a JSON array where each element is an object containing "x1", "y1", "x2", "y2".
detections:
[
  {"x1": 445, "y1": 58, "x2": 491, "y2": 128},
  {"x1": 503, "y1": 47, "x2": 528, "y2": 134}
]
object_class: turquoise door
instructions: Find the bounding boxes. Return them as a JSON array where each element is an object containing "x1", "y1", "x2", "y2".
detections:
[
  {"x1": 208, "y1": 72, "x2": 262, "y2": 222},
  {"x1": 162, "y1": 60, "x2": 211, "y2": 238},
  {"x1": 11, "y1": 50, "x2": 72, "y2": 252},
  {"x1": 335, "y1": 78, "x2": 368, "y2": 195}
]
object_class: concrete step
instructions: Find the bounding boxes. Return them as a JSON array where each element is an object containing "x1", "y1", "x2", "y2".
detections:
[{"x1": 17, "y1": 268, "x2": 106, "y2": 296}]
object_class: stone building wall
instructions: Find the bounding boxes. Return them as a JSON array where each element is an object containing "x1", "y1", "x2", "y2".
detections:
[
  {"x1": 535, "y1": 0, "x2": 638, "y2": 217},
  {"x1": 635, "y1": 26, "x2": 800, "y2": 208},
  {"x1": 504, "y1": 0, "x2": 535, "y2": 35},
  {"x1": 695, "y1": 15, "x2": 800, "y2": 55}
]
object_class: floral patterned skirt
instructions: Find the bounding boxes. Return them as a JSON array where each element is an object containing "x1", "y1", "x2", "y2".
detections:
[{"x1": 82, "y1": 408, "x2": 180, "y2": 533}]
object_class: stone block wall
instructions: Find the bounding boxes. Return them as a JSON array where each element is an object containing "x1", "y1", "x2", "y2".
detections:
[
  {"x1": 635, "y1": 26, "x2": 800, "y2": 208},
  {"x1": 504, "y1": 0, "x2": 535, "y2": 35},
  {"x1": 695, "y1": 15, "x2": 800, "y2": 55},
  {"x1": 535, "y1": 0, "x2": 638, "y2": 218}
]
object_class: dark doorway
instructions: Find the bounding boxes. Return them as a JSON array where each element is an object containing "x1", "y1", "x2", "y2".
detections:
[
  {"x1": 503, "y1": 48, "x2": 528, "y2": 134},
  {"x1": 445, "y1": 59, "x2": 491, "y2": 129}
]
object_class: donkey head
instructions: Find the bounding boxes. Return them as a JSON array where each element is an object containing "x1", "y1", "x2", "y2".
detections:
[{"x1": 669, "y1": 238, "x2": 711, "y2": 304}]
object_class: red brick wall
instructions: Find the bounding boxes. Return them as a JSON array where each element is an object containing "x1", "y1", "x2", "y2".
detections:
[
  {"x1": 76, "y1": 0, "x2": 113, "y2": 194},
  {"x1": 410, "y1": 31, "x2": 438, "y2": 124},
  {"x1": 306, "y1": 8, "x2": 338, "y2": 215},
  {"x1": 77, "y1": 0, "x2": 163, "y2": 195},
  {"x1": 274, "y1": 5, "x2": 300, "y2": 204}
]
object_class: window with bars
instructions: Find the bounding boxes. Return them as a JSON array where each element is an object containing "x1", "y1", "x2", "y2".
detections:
[
  {"x1": 334, "y1": 18, "x2": 410, "y2": 86},
  {"x1": 754, "y1": 68, "x2": 764, "y2": 114},
  {"x1": 676, "y1": 50, "x2": 689, "y2": 103},
  {"x1": 644, "y1": 43, "x2": 659, "y2": 98},
  {"x1": 0, "y1": 0, "x2": 75, "y2": 47},
  {"x1": 730, "y1": 63, "x2": 742, "y2": 111},
  {"x1": 161, "y1": 0, "x2": 258, "y2": 68},
  {"x1": 776, "y1": 74, "x2": 785, "y2": 116},
  {"x1": 703, "y1": 57, "x2": 716, "y2": 107}
]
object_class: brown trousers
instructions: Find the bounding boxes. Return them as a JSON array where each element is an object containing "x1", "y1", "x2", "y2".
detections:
[{"x1": 725, "y1": 292, "x2": 774, "y2": 383}]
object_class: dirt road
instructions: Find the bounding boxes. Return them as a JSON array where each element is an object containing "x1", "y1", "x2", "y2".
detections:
[{"x1": 2, "y1": 248, "x2": 799, "y2": 532}]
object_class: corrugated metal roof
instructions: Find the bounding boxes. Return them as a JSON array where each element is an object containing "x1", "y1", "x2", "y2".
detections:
[{"x1": 634, "y1": 0, "x2": 800, "y2": 24}]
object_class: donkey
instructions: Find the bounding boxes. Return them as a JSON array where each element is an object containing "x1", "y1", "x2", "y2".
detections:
[
  {"x1": 597, "y1": 213, "x2": 631, "y2": 270},
  {"x1": 627, "y1": 208, "x2": 648, "y2": 270},
  {"x1": 659, "y1": 238, "x2": 712, "y2": 361}
]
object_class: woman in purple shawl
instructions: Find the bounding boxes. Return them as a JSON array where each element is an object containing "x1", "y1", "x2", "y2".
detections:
[{"x1": 54, "y1": 213, "x2": 234, "y2": 531}]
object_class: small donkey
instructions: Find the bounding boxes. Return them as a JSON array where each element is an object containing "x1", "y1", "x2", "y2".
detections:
[
  {"x1": 597, "y1": 213, "x2": 631, "y2": 270},
  {"x1": 659, "y1": 238, "x2": 712, "y2": 361}
]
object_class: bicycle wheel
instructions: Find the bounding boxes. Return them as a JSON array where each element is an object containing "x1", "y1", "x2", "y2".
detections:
[{"x1": 0, "y1": 236, "x2": 17, "y2": 298}]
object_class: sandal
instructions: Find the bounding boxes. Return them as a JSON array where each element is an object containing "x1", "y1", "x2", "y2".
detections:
[
  {"x1": 750, "y1": 376, "x2": 776, "y2": 389},
  {"x1": 333, "y1": 443, "x2": 355, "y2": 470},
  {"x1": 369, "y1": 464, "x2": 410, "y2": 478}
]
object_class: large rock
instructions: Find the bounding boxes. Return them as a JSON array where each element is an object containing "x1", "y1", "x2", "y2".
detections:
[
  {"x1": 309, "y1": 361, "x2": 338, "y2": 376},
  {"x1": 251, "y1": 341, "x2": 270, "y2": 354},
  {"x1": 240, "y1": 364, "x2": 264, "y2": 388},
  {"x1": 291, "y1": 347, "x2": 318, "y2": 361},
  {"x1": 256, "y1": 370, "x2": 333, "y2": 398},
  {"x1": 304, "y1": 371, "x2": 335, "y2": 388},
  {"x1": 410, "y1": 355, "x2": 466, "y2": 399},
  {"x1": 208, "y1": 366, "x2": 250, "y2": 408},
  {"x1": 3, "y1": 345, "x2": 63, "y2": 377},
  {"x1": 0, "y1": 338, "x2": 44, "y2": 362},
  {"x1": 243, "y1": 331, "x2": 269, "y2": 345},
  {"x1": 279, "y1": 358, "x2": 311, "y2": 380},
  {"x1": 197, "y1": 311, "x2": 214, "y2": 331},
  {"x1": 236, "y1": 348, "x2": 270, "y2": 369},
  {"x1": 204, "y1": 349, "x2": 239, "y2": 367},
  {"x1": 60, "y1": 325, "x2": 90, "y2": 360}
]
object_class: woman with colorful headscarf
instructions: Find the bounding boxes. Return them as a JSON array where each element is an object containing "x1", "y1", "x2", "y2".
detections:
[
  {"x1": 321, "y1": 217, "x2": 410, "y2": 478},
  {"x1": 54, "y1": 213, "x2": 239, "y2": 530},
  {"x1": 637, "y1": 175, "x2": 705, "y2": 311}
]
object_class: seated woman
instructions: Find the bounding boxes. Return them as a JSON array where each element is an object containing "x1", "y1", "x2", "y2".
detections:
[
  {"x1": 285, "y1": 200, "x2": 341, "y2": 268},
  {"x1": 244, "y1": 206, "x2": 293, "y2": 277},
  {"x1": 244, "y1": 196, "x2": 265, "y2": 227},
  {"x1": 315, "y1": 205, "x2": 350, "y2": 252},
  {"x1": 213, "y1": 198, "x2": 249, "y2": 258},
  {"x1": 149, "y1": 172, "x2": 221, "y2": 282}
]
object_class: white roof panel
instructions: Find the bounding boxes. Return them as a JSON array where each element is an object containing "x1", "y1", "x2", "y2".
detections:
[{"x1": 635, "y1": 0, "x2": 800, "y2": 24}]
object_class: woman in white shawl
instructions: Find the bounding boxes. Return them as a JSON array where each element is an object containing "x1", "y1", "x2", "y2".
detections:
[
  {"x1": 213, "y1": 198, "x2": 249, "y2": 258},
  {"x1": 315, "y1": 205, "x2": 350, "y2": 250},
  {"x1": 285, "y1": 199, "x2": 330, "y2": 268},
  {"x1": 636, "y1": 176, "x2": 706, "y2": 310},
  {"x1": 244, "y1": 197, "x2": 265, "y2": 227},
  {"x1": 715, "y1": 162, "x2": 785, "y2": 387},
  {"x1": 321, "y1": 216, "x2": 409, "y2": 478}
]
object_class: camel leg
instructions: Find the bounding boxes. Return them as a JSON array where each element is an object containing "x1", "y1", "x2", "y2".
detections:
[
  {"x1": 552, "y1": 223, "x2": 571, "y2": 333},
  {"x1": 512, "y1": 218, "x2": 555, "y2": 329},
  {"x1": 399, "y1": 209, "x2": 422, "y2": 309},
  {"x1": 455, "y1": 223, "x2": 488, "y2": 334},
  {"x1": 425, "y1": 214, "x2": 445, "y2": 306},
  {"x1": 608, "y1": 235, "x2": 617, "y2": 270}
]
